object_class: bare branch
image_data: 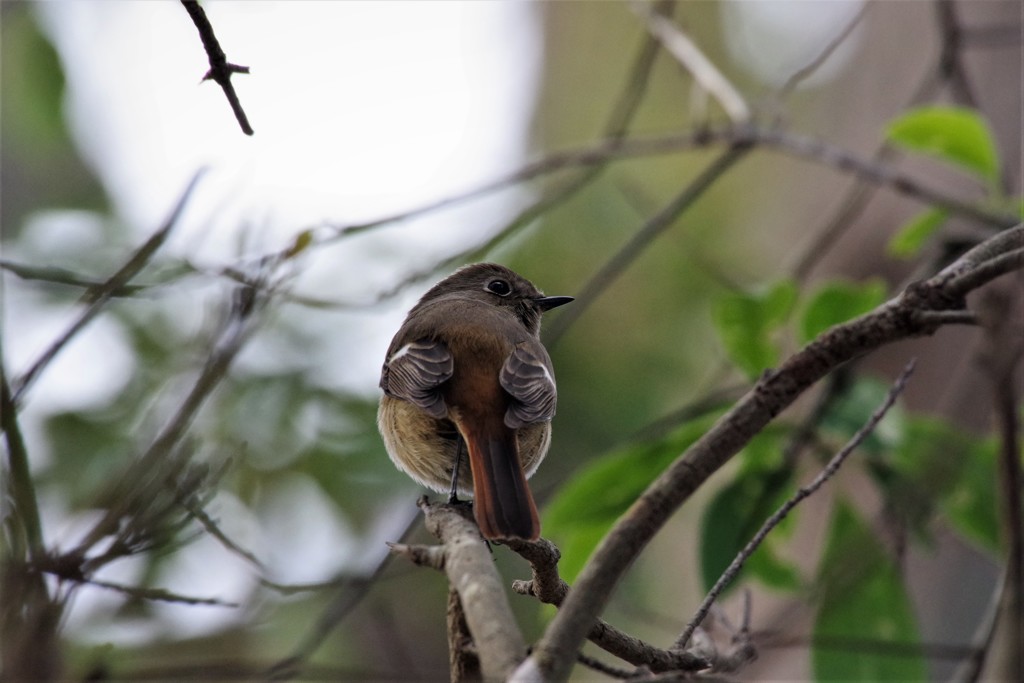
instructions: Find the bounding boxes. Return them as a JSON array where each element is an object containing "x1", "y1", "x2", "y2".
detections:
[
  {"x1": 0, "y1": 259, "x2": 148, "y2": 295},
  {"x1": 936, "y1": 0, "x2": 980, "y2": 109},
  {"x1": 448, "y1": 587, "x2": 481, "y2": 683},
  {"x1": 524, "y1": 224, "x2": 1024, "y2": 681},
  {"x1": 323, "y1": 124, "x2": 1014, "y2": 280},
  {"x1": 674, "y1": 360, "x2": 917, "y2": 650},
  {"x1": 387, "y1": 542, "x2": 446, "y2": 570},
  {"x1": 633, "y1": 4, "x2": 750, "y2": 123},
  {"x1": 180, "y1": 0, "x2": 253, "y2": 135},
  {"x1": 775, "y1": 4, "x2": 868, "y2": 102},
  {"x1": 395, "y1": 498, "x2": 527, "y2": 681},
  {"x1": 66, "y1": 577, "x2": 239, "y2": 608},
  {"x1": 944, "y1": 247, "x2": 1024, "y2": 299},
  {"x1": 180, "y1": 490, "x2": 266, "y2": 572},
  {"x1": 546, "y1": 142, "x2": 752, "y2": 343},
  {"x1": 963, "y1": 285, "x2": 1023, "y2": 681},
  {"x1": 12, "y1": 170, "x2": 206, "y2": 404},
  {"x1": 71, "y1": 271, "x2": 272, "y2": 562}
]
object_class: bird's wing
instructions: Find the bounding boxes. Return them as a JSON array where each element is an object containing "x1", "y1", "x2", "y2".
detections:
[
  {"x1": 500, "y1": 341, "x2": 557, "y2": 429},
  {"x1": 380, "y1": 338, "x2": 453, "y2": 419}
]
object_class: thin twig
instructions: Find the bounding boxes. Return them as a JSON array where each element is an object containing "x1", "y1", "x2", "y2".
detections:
[
  {"x1": 180, "y1": 0, "x2": 253, "y2": 135},
  {"x1": 68, "y1": 577, "x2": 239, "y2": 607},
  {"x1": 12, "y1": 170, "x2": 205, "y2": 404},
  {"x1": 546, "y1": 142, "x2": 752, "y2": 344},
  {"x1": 507, "y1": 538, "x2": 708, "y2": 674},
  {"x1": 633, "y1": 4, "x2": 750, "y2": 123},
  {"x1": 674, "y1": 359, "x2": 917, "y2": 650},
  {"x1": 575, "y1": 651, "x2": 635, "y2": 680},
  {"x1": 314, "y1": 124, "x2": 1014, "y2": 263},
  {"x1": 242, "y1": 116, "x2": 1013, "y2": 299},
  {"x1": 180, "y1": 493, "x2": 266, "y2": 572},
  {"x1": 970, "y1": 285, "x2": 1023, "y2": 681},
  {"x1": 936, "y1": 0, "x2": 979, "y2": 109},
  {"x1": 0, "y1": 259, "x2": 148, "y2": 295},
  {"x1": 944, "y1": 246, "x2": 1024, "y2": 299},
  {"x1": 774, "y1": 3, "x2": 868, "y2": 102}
]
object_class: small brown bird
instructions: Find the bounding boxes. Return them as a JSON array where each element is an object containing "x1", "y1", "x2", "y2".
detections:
[{"x1": 377, "y1": 263, "x2": 572, "y2": 540}]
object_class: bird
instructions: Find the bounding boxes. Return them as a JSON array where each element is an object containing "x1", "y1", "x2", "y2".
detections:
[{"x1": 377, "y1": 263, "x2": 572, "y2": 540}]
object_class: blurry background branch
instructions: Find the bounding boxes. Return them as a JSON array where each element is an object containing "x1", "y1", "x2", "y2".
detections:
[{"x1": 11, "y1": 171, "x2": 205, "y2": 404}]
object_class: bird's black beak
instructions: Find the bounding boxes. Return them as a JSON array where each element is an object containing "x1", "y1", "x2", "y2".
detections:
[{"x1": 534, "y1": 295, "x2": 574, "y2": 312}]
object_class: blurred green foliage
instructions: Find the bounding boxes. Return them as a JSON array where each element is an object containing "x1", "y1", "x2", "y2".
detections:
[
  {"x1": 887, "y1": 207, "x2": 950, "y2": 259},
  {"x1": 812, "y1": 502, "x2": 927, "y2": 681},
  {"x1": 0, "y1": 3, "x2": 107, "y2": 239},
  {"x1": 798, "y1": 279, "x2": 888, "y2": 345},
  {"x1": 544, "y1": 414, "x2": 718, "y2": 583},
  {"x1": 699, "y1": 428, "x2": 800, "y2": 593},
  {"x1": 886, "y1": 105, "x2": 1000, "y2": 187},
  {"x1": 712, "y1": 279, "x2": 797, "y2": 379}
]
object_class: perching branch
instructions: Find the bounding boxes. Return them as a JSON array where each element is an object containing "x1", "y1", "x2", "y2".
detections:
[
  {"x1": 524, "y1": 223, "x2": 1023, "y2": 681},
  {"x1": 391, "y1": 498, "x2": 528, "y2": 681},
  {"x1": 180, "y1": 0, "x2": 254, "y2": 135}
]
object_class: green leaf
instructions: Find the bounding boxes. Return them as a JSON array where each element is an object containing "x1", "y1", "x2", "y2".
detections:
[
  {"x1": 820, "y1": 375, "x2": 905, "y2": 457},
  {"x1": 744, "y1": 540, "x2": 802, "y2": 591},
  {"x1": 799, "y1": 279, "x2": 887, "y2": 345},
  {"x1": 712, "y1": 280, "x2": 798, "y2": 379},
  {"x1": 699, "y1": 431, "x2": 796, "y2": 593},
  {"x1": 544, "y1": 415, "x2": 716, "y2": 582},
  {"x1": 890, "y1": 417, "x2": 999, "y2": 553},
  {"x1": 886, "y1": 106, "x2": 1000, "y2": 185},
  {"x1": 813, "y1": 502, "x2": 926, "y2": 681},
  {"x1": 43, "y1": 411, "x2": 135, "y2": 507},
  {"x1": 887, "y1": 208, "x2": 949, "y2": 259}
]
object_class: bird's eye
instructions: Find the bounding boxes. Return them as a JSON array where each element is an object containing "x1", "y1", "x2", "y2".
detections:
[{"x1": 486, "y1": 279, "x2": 512, "y2": 296}]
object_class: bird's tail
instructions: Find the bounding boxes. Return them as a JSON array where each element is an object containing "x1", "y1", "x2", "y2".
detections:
[{"x1": 464, "y1": 426, "x2": 540, "y2": 541}]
